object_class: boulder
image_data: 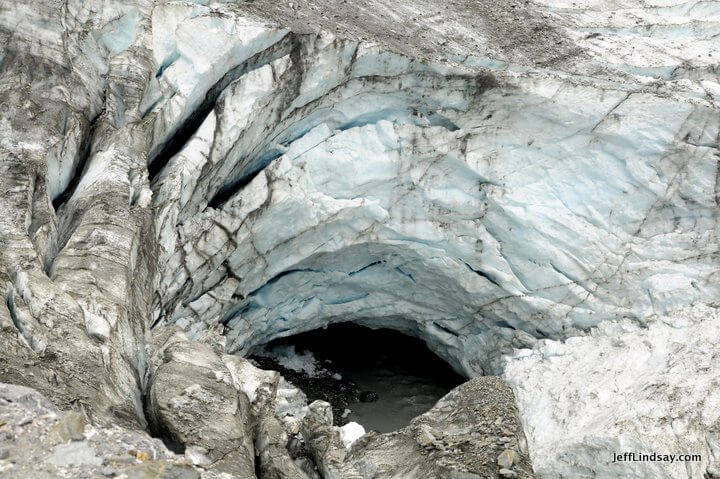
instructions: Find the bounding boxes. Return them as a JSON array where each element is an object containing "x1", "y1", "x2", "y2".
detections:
[{"x1": 147, "y1": 331, "x2": 255, "y2": 477}]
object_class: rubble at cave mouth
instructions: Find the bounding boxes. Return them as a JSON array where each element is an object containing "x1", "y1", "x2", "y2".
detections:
[{"x1": 250, "y1": 323, "x2": 466, "y2": 433}]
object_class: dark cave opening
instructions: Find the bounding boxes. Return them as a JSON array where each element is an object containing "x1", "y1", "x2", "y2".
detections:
[{"x1": 250, "y1": 323, "x2": 465, "y2": 433}]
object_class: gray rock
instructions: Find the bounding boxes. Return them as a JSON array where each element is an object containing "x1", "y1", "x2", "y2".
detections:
[
  {"x1": 184, "y1": 446, "x2": 211, "y2": 468},
  {"x1": 105, "y1": 455, "x2": 139, "y2": 465},
  {"x1": 300, "y1": 400, "x2": 353, "y2": 477},
  {"x1": 416, "y1": 424, "x2": 437, "y2": 448},
  {"x1": 18, "y1": 417, "x2": 33, "y2": 427},
  {"x1": 498, "y1": 449, "x2": 516, "y2": 469},
  {"x1": 147, "y1": 329, "x2": 255, "y2": 477},
  {"x1": 119, "y1": 462, "x2": 201, "y2": 479},
  {"x1": 707, "y1": 465, "x2": 720, "y2": 479},
  {"x1": 48, "y1": 411, "x2": 87, "y2": 444},
  {"x1": 448, "y1": 472, "x2": 482, "y2": 479},
  {"x1": 343, "y1": 377, "x2": 534, "y2": 478},
  {"x1": 47, "y1": 442, "x2": 103, "y2": 466},
  {"x1": 254, "y1": 416, "x2": 308, "y2": 479},
  {"x1": 0, "y1": 383, "x2": 208, "y2": 478}
]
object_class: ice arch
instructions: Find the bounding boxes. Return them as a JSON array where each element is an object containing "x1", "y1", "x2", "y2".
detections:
[{"x1": 150, "y1": 24, "x2": 719, "y2": 377}]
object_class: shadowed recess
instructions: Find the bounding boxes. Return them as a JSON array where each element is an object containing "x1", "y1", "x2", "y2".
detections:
[{"x1": 251, "y1": 322, "x2": 466, "y2": 432}]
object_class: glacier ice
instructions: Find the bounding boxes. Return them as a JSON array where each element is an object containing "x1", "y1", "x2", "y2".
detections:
[
  {"x1": 142, "y1": 4, "x2": 719, "y2": 475},
  {"x1": 0, "y1": 0, "x2": 719, "y2": 477},
  {"x1": 504, "y1": 303, "x2": 720, "y2": 479},
  {"x1": 152, "y1": 30, "x2": 719, "y2": 378}
]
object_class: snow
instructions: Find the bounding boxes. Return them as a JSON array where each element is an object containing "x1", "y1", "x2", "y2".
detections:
[
  {"x1": 340, "y1": 422, "x2": 366, "y2": 448},
  {"x1": 255, "y1": 345, "x2": 327, "y2": 377}
]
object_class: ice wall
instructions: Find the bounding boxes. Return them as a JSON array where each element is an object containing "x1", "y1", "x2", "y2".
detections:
[{"x1": 149, "y1": 5, "x2": 719, "y2": 377}]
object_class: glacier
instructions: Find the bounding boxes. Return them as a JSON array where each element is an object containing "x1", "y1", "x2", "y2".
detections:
[
  {"x1": 151, "y1": 7, "x2": 719, "y2": 380},
  {"x1": 0, "y1": 0, "x2": 719, "y2": 477},
  {"x1": 504, "y1": 303, "x2": 720, "y2": 479}
]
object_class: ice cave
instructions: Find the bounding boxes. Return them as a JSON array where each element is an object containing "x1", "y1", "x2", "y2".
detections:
[
  {"x1": 0, "y1": 0, "x2": 719, "y2": 478},
  {"x1": 250, "y1": 323, "x2": 466, "y2": 433}
]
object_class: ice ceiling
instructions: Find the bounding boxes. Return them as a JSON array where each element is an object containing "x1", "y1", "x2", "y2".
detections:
[{"x1": 144, "y1": 10, "x2": 719, "y2": 377}]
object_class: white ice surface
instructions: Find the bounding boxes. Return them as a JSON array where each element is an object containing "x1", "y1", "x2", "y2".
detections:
[
  {"x1": 503, "y1": 303, "x2": 720, "y2": 478},
  {"x1": 340, "y1": 422, "x2": 366, "y2": 448},
  {"x1": 256, "y1": 345, "x2": 327, "y2": 378}
]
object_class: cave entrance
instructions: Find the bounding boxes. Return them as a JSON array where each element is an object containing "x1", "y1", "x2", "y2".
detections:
[{"x1": 250, "y1": 323, "x2": 465, "y2": 433}]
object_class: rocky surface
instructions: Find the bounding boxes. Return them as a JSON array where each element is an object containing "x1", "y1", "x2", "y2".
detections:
[
  {"x1": 285, "y1": 377, "x2": 535, "y2": 479},
  {"x1": 0, "y1": 0, "x2": 158, "y2": 428},
  {"x1": 250, "y1": 352, "x2": 360, "y2": 428},
  {"x1": 0, "y1": 375, "x2": 531, "y2": 479},
  {"x1": 341, "y1": 377, "x2": 534, "y2": 479},
  {"x1": 0, "y1": 0, "x2": 718, "y2": 477},
  {"x1": 0, "y1": 383, "x2": 213, "y2": 479},
  {"x1": 146, "y1": 327, "x2": 255, "y2": 476}
]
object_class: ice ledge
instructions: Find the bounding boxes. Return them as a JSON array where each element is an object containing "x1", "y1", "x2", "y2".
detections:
[{"x1": 503, "y1": 302, "x2": 720, "y2": 479}]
